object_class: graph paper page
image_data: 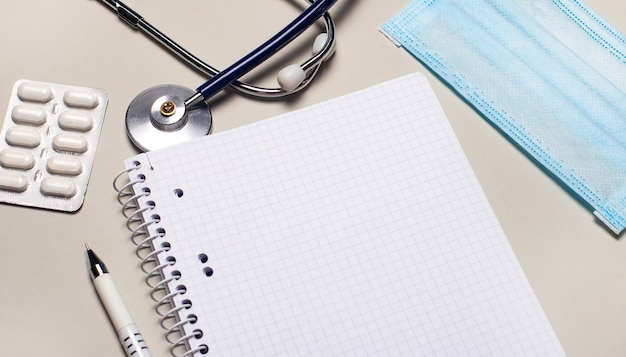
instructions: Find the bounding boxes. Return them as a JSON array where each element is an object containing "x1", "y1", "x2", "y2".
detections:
[{"x1": 128, "y1": 73, "x2": 565, "y2": 356}]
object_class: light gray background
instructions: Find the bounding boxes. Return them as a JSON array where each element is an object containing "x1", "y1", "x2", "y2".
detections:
[{"x1": 0, "y1": 1, "x2": 624, "y2": 356}]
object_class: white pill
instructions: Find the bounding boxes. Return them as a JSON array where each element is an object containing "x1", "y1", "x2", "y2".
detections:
[
  {"x1": 17, "y1": 82, "x2": 54, "y2": 103},
  {"x1": 53, "y1": 134, "x2": 88, "y2": 153},
  {"x1": 6, "y1": 127, "x2": 41, "y2": 148},
  {"x1": 11, "y1": 105, "x2": 47, "y2": 126},
  {"x1": 63, "y1": 90, "x2": 99, "y2": 109},
  {"x1": 58, "y1": 111, "x2": 94, "y2": 132},
  {"x1": 0, "y1": 149, "x2": 35, "y2": 170},
  {"x1": 0, "y1": 171, "x2": 28, "y2": 192},
  {"x1": 277, "y1": 64, "x2": 306, "y2": 91},
  {"x1": 40, "y1": 177, "x2": 77, "y2": 198},
  {"x1": 47, "y1": 155, "x2": 83, "y2": 176}
]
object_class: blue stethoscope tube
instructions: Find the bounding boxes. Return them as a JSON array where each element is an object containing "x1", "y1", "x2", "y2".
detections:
[{"x1": 186, "y1": 0, "x2": 338, "y2": 108}]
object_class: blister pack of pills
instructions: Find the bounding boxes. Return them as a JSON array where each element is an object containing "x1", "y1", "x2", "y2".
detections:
[{"x1": 0, "y1": 79, "x2": 108, "y2": 212}]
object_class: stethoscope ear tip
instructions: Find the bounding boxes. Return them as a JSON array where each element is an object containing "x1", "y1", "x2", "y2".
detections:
[
  {"x1": 277, "y1": 65, "x2": 306, "y2": 92},
  {"x1": 126, "y1": 84, "x2": 212, "y2": 152}
]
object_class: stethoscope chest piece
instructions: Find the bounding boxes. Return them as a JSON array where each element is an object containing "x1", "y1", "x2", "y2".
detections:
[{"x1": 126, "y1": 84, "x2": 212, "y2": 152}]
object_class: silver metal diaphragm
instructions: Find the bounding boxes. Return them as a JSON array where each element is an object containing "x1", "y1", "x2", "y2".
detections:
[{"x1": 125, "y1": 84, "x2": 212, "y2": 152}]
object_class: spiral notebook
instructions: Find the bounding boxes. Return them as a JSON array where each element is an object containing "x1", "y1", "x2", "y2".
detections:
[{"x1": 117, "y1": 73, "x2": 565, "y2": 356}]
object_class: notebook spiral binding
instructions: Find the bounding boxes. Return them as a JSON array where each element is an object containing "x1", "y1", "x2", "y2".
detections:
[{"x1": 114, "y1": 161, "x2": 209, "y2": 357}]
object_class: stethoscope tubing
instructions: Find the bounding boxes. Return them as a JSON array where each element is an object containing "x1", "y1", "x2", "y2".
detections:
[
  {"x1": 186, "y1": 0, "x2": 338, "y2": 107},
  {"x1": 101, "y1": 0, "x2": 336, "y2": 101}
]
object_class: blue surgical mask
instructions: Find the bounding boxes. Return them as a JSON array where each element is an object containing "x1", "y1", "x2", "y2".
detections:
[{"x1": 382, "y1": 0, "x2": 626, "y2": 234}]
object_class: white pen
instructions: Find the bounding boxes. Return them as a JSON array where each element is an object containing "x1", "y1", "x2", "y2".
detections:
[{"x1": 86, "y1": 244, "x2": 152, "y2": 357}]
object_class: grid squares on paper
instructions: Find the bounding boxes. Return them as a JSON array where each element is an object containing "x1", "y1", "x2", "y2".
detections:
[{"x1": 129, "y1": 73, "x2": 565, "y2": 356}]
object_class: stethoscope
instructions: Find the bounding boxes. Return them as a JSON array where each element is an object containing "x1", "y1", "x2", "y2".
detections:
[{"x1": 99, "y1": 0, "x2": 337, "y2": 151}]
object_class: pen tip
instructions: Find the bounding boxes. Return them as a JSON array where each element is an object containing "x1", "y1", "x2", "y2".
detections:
[{"x1": 85, "y1": 243, "x2": 90, "y2": 251}]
